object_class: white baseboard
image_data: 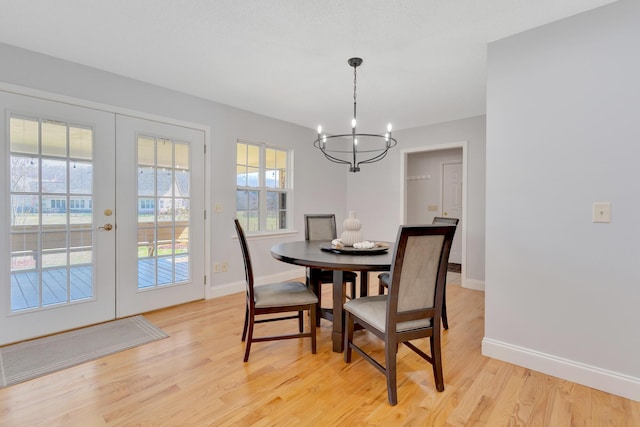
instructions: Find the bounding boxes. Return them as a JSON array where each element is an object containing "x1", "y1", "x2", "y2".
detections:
[
  {"x1": 206, "y1": 280, "x2": 245, "y2": 299},
  {"x1": 482, "y1": 337, "x2": 640, "y2": 402},
  {"x1": 463, "y1": 278, "x2": 485, "y2": 291},
  {"x1": 206, "y1": 267, "x2": 306, "y2": 299}
]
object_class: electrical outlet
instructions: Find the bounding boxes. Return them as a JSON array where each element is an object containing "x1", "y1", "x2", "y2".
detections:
[{"x1": 221, "y1": 261, "x2": 228, "y2": 272}]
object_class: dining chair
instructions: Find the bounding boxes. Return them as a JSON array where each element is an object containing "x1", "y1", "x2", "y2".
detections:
[
  {"x1": 304, "y1": 214, "x2": 358, "y2": 326},
  {"x1": 234, "y1": 219, "x2": 318, "y2": 362},
  {"x1": 377, "y1": 216, "x2": 459, "y2": 330},
  {"x1": 344, "y1": 224, "x2": 456, "y2": 405}
]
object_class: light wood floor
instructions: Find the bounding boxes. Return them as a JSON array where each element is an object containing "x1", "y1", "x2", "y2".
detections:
[{"x1": 1, "y1": 274, "x2": 639, "y2": 426}]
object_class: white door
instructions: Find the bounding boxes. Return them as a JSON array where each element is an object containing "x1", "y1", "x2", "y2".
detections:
[
  {"x1": 442, "y1": 162, "x2": 462, "y2": 264},
  {"x1": 0, "y1": 92, "x2": 116, "y2": 345},
  {"x1": 115, "y1": 116, "x2": 205, "y2": 317}
]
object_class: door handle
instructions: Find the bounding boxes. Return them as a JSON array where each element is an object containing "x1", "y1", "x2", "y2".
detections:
[{"x1": 98, "y1": 224, "x2": 113, "y2": 231}]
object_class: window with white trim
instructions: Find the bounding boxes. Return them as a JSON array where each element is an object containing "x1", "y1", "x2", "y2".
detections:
[{"x1": 236, "y1": 140, "x2": 291, "y2": 233}]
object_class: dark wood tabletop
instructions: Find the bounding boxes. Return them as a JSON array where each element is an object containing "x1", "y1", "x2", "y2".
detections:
[{"x1": 271, "y1": 240, "x2": 393, "y2": 352}]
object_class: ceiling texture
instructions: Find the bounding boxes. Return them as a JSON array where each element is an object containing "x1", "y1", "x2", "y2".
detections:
[{"x1": 0, "y1": 0, "x2": 618, "y2": 133}]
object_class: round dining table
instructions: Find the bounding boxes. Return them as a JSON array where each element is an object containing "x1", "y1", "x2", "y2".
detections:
[{"x1": 271, "y1": 240, "x2": 393, "y2": 352}]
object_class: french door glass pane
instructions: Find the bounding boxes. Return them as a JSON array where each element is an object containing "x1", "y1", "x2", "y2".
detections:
[
  {"x1": 175, "y1": 143, "x2": 189, "y2": 171},
  {"x1": 157, "y1": 139, "x2": 172, "y2": 168},
  {"x1": 69, "y1": 126, "x2": 93, "y2": 159},
  {"x1": 175, "y1": 198, "x2": 190, "y2": 221},
  {"x1": 137, "y1": 136, "x2": 155, "y2": 164},
  {"x1": 42, "y1": 121, "x2": 67, "y2": 157},
  {"x1": 11, "y1": 194, "x2": 40, "y2": 230},
  {"x1": 136, "y1": 135, "x2": 191, "y2": 289},
  {"x1": 41, "y1": 158, "x2": 67, "y2": 193},
  {"x1": 10, "y1": 117, "x2": 39, "y2": 154},
  {"x1": 42, "y1": 232, "x2": 67, "y2": 268},
  {"x1": 8, "y1": 116, "x2": 95, "y2": 312},
  {"x1": 138, "y1": 166, "x2": 156, "y2": 196},
  {"x1": 69, "y1": 161, "x2": 92, "y2": 194},
  {"x1": 10, "y1": 155, "x2": 39, "y2": 192},
  {"x1": 175, "y1": 226, "x2": 189, "y2": 254},
  {"x1": 176, "y1": 169, "x2": 190, "y2": 197}
]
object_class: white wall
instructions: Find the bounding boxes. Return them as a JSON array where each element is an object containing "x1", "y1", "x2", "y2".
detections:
[
  {"x1": 346, "y1": 115, "x2": 486, "y2": 285},
  {"x1": 485, "y1": 0, "x2": 640, "y2": 401},
  {"x1": 0, "y1": 42, "x2": 348, "y2": 296}
]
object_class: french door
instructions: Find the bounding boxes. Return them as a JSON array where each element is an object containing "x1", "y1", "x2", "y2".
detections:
[
  {"x1": 115, "y1": 116, "x2": 205, "y2": 317},
  {"x1": 0, "y1": 92, "x2": 116, "y2": 345},
  {"x1": 1, "y1": 92, "x2": 205, "y2": 345}
]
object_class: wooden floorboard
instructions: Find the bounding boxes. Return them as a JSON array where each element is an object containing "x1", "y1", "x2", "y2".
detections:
[{"x1": 1, "y1": 275, "x2": 639, "y2": 426}]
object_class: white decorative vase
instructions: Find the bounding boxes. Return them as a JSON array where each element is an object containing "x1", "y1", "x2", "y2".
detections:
[{"x1": 340, "y1": 211, "x2": 362, "y2": 246}]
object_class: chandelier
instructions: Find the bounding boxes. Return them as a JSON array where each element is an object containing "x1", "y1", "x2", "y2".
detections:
[{"x1": 314, "y1": 57, "x2": 397, "y2": 173}]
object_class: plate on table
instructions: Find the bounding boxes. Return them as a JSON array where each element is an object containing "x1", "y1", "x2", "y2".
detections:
[{"x1": 320, "y1": 243, "x2": 389, "y2": 255}]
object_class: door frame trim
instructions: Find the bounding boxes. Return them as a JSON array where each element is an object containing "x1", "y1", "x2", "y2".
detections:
[
  {"x1": 441, "y1": 161, "x2": 463, "y2": 264},
  {"x1": 399, "y1": 141, "x2": 468, "y2": 288}
]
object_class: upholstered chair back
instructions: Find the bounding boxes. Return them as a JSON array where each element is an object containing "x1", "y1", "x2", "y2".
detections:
[{"x1": 305, "y1": 214, "x2": 337, "y2": 241}]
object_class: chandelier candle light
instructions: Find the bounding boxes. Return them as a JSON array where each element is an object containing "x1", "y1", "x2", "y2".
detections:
[{"x1": 314, "y1": 57, "x2": 398, "y2": 172}]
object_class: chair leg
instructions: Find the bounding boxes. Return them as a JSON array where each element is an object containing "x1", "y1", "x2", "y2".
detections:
[
  {"x1": 385, "y1": 337, "x2": 398, "y2": 405},
  {"x1": 298, "y1": 311, "x2": 303, "y2": 333},
  {"x1": 315, "y1": 284, "x2": 322, "y2": 326},
  {"x1": 430, "y1": 335, "x2": 445, "y2": 392},
  {"x1": 241, "y1": 303, "x2": 249, "y2": 342},
  {"x1": 441, "y1": 280, "x2": 449, "y2": 330},
  {"x1": 344, "y1": 312, "x2": 354, "y2": 363},
  {"x1": 378, "y1": 277, "x2": 386, "y2": 295},
  {"x1": 243, "y1": 310, "x2": 255, "y2": 362},
  {"x1": 310, "y1": 304, "x2": 317, "y2": 354},
  {"x1": 350, "y1": 280, "x2": 357, "y2": 299}
]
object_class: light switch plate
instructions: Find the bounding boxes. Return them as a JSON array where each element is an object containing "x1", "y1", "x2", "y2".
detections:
[{"x1": 593, "y1": 202, "x2": 611, "y2": 223}]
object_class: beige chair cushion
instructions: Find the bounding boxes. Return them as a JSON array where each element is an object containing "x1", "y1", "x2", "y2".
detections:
[
  {"x1": 254, "y1": 281, "x2": 318, "y2": 308},
  {"x1": 344, "y1": 295, "x2": 432, "y2": 333}
]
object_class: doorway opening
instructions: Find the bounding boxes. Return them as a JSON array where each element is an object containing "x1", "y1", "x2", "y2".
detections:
[{"x1": 400, "y1": 141, "x2": 467, "y2": 286}]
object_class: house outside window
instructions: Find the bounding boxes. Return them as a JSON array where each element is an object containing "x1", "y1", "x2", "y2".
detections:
[{"x1": 236, "y1": 140, "x2": 291, "y2": 233}]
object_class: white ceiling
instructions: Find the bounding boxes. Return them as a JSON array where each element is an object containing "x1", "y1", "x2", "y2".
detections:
[{"x1": 0, "y1": 0, "x2": 618, "y2": 133}]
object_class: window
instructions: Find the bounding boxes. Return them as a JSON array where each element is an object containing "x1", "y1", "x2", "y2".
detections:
[
  {"x1": 236, "y1": 140, "x2": 291, "y2": 233},
  {"x1": 69, "y1": 199, "x2": 87, "y2": 210},
  {"x1": 139, "y1": 199, "x2": 155, "y2": 210},
  {"x1": 50, "y1": 199, "x2": 66, "y2": 211}
]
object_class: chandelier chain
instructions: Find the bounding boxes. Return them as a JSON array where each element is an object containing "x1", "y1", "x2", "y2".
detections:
[
  {"x1": 353, "y1": 64, "x2": 357, "y2": 121},
  {"x1": 353, "y1": 65, "x2": 357, "y2": 104}
]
